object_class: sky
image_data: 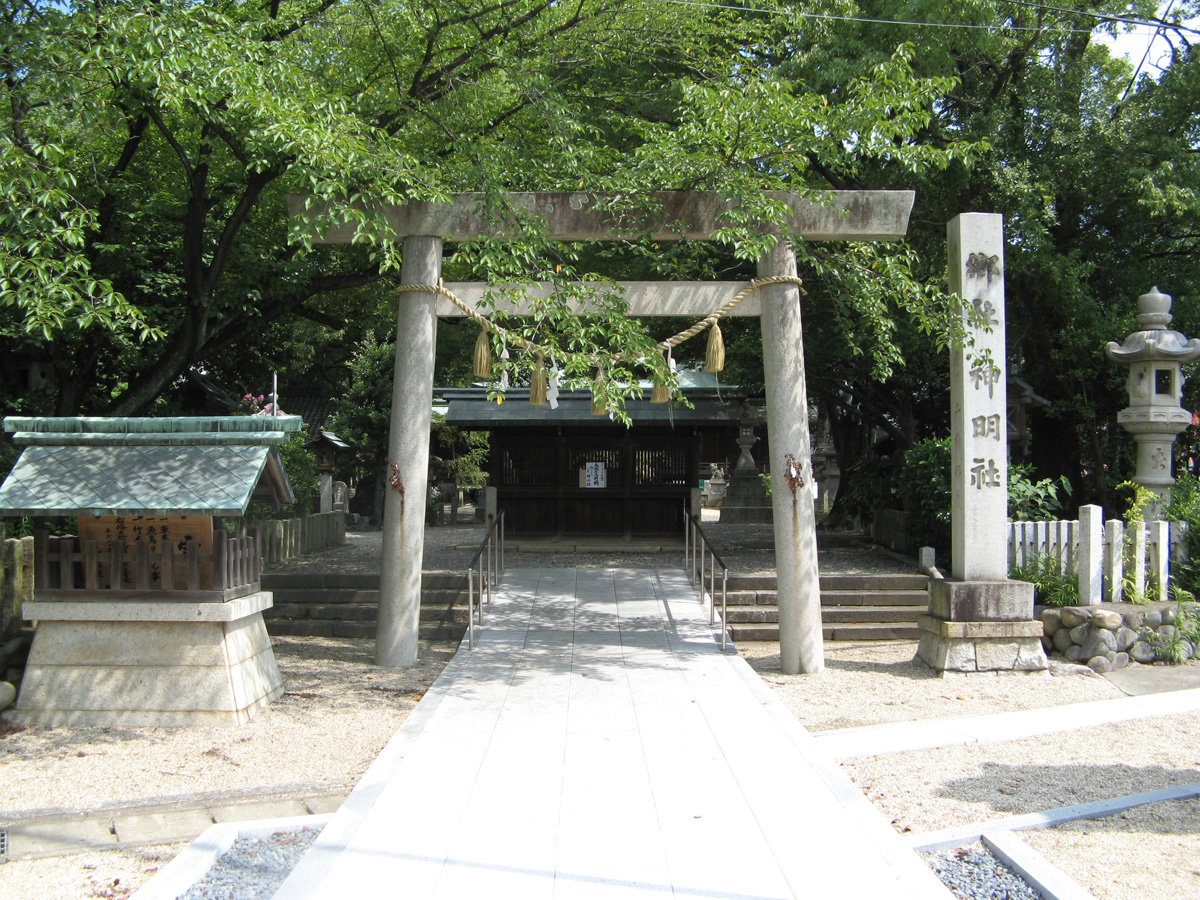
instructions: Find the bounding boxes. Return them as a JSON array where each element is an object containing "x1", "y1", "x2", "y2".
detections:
[{"x1": 1093, "y1": 3, "x2": 1198, "y2": 78}]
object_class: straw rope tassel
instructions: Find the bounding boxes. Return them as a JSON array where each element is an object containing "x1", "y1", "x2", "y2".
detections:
[
  {"x1": 473, "y1": 328, "x2": 492, "y2": 379},
  {"x1": 705, "y1": 322, "x2": 725, "y2": 373},
  {"x1": 530, "y1": 353, "x2": 547, "y2": 406},
  {"x1": 650, "y1": 351, "x2": 671, "y2": 403},
  {"x1": 592, "y1": 367, "x2": 606, "y2": 415}
]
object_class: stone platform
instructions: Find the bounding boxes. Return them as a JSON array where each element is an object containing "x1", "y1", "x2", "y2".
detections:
[{"x1": 13, "y1": 592, "x2": 282, "y2": 726}]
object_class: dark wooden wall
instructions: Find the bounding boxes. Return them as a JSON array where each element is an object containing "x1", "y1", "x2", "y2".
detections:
[{"x1": 492, "y1": 427, "x2": 711, "y2": 538}]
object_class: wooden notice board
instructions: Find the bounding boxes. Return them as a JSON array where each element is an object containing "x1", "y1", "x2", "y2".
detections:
[{"x1": 77, "y1": 515, "x2": 214, "y2": 589}]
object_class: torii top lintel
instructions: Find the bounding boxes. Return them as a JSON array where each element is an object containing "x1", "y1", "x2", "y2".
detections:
[{"x1": 286, "y1": 190, "x2": 915, "y2": 243}]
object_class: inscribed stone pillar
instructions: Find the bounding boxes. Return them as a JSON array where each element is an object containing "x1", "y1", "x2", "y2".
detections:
[
  {"x1": 758, "y1": 241, "x2": 823, "y2": 675},
  {"x1": 376, "y1": 235, "x2": 441, "y2": 668},
  {"x1": 947, "y1": 214, "x2": 1008, "y2": 582}
]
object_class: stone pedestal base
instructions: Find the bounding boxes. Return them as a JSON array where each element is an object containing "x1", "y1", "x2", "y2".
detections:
[
  {"x1": 917, "y1": 580, "x2": 1047, "y2": 676},
  {"x1": 11, "y1": 592, "x2": 283, "y2": 726}
]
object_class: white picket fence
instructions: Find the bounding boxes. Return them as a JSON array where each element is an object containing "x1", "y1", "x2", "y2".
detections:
[{"x1": 1007, "y1": 504, "x2": 1188, "y2": 605}]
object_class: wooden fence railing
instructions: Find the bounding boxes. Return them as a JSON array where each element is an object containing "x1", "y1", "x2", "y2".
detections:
[
  {"x1": 1008, "y1": 504, "x2": 1187, "y2": 605},
  {"x1": 33, "y1": 528, "x2": 262, "y2": 602}
]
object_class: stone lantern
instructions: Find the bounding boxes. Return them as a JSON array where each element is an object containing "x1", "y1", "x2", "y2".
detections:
[{"x1": 1106, "y1": 287, "x2": 1200, "y2": 514}]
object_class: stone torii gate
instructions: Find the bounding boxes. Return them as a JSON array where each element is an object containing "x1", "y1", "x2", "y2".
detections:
[{"x1": 289, "y1": 191, "x2": 915, "y2": 674}]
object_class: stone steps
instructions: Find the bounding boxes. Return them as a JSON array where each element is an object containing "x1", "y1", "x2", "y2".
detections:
[
  {"x1": 262, "y1": 573, "x2": 469, "y2": 642},
  {"x1": 727, "y1": 623, "x2": 924, "y2": 642},
  {"x1": 260, "y1": 570, "x2": 930, "y2": 643},
  {"x1": 717, "y1": 572, "x2": 929, "y2": 642}
]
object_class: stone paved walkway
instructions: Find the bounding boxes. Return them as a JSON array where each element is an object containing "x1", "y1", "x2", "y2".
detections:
[{"x1": 274, "y1": 569, "x2": 950, "y2": 900}]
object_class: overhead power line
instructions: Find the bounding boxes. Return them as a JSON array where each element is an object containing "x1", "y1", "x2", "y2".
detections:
[{"x1": 651, "y1": 0, "x2": 1200, "y2": 38}]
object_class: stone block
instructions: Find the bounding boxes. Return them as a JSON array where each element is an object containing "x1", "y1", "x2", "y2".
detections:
[
  {"x1": 114, "y1": 809, "x2": 215, "y2": 844},
  {"x1": 1040, "y1": 634, "x2": 1054, "y2": 653},
  {"x1": 23, "y1": 591, "x2": 272, "y2": 623},
  {"x1": 6, "y1": 818, "x2": 117, "y2": 859},
  {"x1": 1131, "y1": 640, "x2": 1157, "y2": 664},
  {"x1": 26, "y1": 620, "x2": 230, "y2": 668},
  {"x1": 1146, "y1": 610, "x2": 1163, "y2": 628},
  {"x1": 228, "y1": 646, "x2": 284, "y2": 710},
  {"x1": 1115, "y1": 626, "x2": 1139, "y2": 653},
  {"x1": 1069, "y1": 624, "x2": 1089, "y2": 644},
  {"x1": 930, "y1": 579, "x2": 1034, "y2": 622},
  {"x1": 975, "y1": 641, "x2": 1019, "y2": 670},
  {"x1": 1040, "y1": 609, "x2": 1062, "y2": 635},
  {"x1": 1059, "y1": 607, "x2": 1089, "y2": 628},
  {"x1": 1014, "y1": 640, "x2": 1049, "y2": 671},
  {"x1": 1123, "y1": 610, "x2": 1146, "y2": 629},
  {"x1": 210, "y1": 799, "x2": 310, "y2": 824},
  {"x1": 1092, "y1": 609, "x2": 1123, "y2": 630},
  {"x1": 1112, "y1": 651, "x2": 1130, "y2": 669},
  {"x1": 1088, "y1": 655, "x2": 1113, "y2": 674},
  {"x1": 0, "y1": 679, "x2": 15, "y2": 710},
  {"x1": 1080, "y1": 626, "x2": 1117, "y2": 660},
  {"x1": 1065, "y1": 644, "x2": 1084, "y2": 662},
  {"x1": 1163, "y1": 607, "x2": 1178, "y2": 625},
  {"x1": 1052, "y1": 627, "x2": 1074, "y2": 653}
]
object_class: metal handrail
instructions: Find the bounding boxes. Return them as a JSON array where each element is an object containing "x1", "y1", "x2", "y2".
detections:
[
  {"x1": 465, "y1": 509, "x2": 506, "y2": 649},
  {"x1": 684, "y1": 508, "x2": 730, "y2": 651}
]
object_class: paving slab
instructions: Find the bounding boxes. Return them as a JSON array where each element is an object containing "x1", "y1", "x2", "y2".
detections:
[
  {"x1": 1104, "y1": 663, "x2": 1200, "y2": 695},
  {"x1": 210, "y1": 798, "x2": 310, "y2": 824},
  {"x1": 274, "y1": 568, "x2": 951, "y2": 900},
  {"x1": 112, "y1": 808, "x2": 216, "y2": 844},
  {"x1": 4, "y1": 818, "x2": 118, "y2": 859}
]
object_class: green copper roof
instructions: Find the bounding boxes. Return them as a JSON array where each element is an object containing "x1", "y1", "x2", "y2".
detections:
[{"x1": 0, "y1": 416, "x2": 299, "y2": 516}]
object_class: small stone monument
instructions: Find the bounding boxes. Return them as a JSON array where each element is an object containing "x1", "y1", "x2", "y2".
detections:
[
  {"x1": 916, "y1": 214, "x2": 1047, "y2": 676},
  {"x1": 1106, "y1": 287, "x2": 1200, "y2": 515},
  {"x1": 720, "y1": 404, "x2": 773, "y2": 523},
  {"x1": 0, "y1": 415, "x2": 302, "y2": 725}
]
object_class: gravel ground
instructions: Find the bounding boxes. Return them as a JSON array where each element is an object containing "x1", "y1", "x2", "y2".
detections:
[
  {"x1": 6, "y1": 526, "x2": 1200, "y2": 900},
  {"x1": 1, "y1": 636, "x2": 455, "y2": 815}
]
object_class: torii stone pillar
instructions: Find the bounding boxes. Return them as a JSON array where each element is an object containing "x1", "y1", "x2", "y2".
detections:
[
  {"x1": 377, "y1": 235, "x2": 441, "y2": 667},
  {"x1": 759, "y1": 242, "x2": 823, "y2": 674}
]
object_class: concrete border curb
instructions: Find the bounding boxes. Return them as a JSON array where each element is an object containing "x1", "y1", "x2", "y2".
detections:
[
  {"x1": 814, "y1": 687, "x2": 1200, "y2": 759},
  {"x1": 906, "y1": 782, "x2": 1200, "y2": 851}
]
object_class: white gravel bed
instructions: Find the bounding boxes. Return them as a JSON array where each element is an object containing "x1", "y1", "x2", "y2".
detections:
[
  {"x1": 178, "y1": 826, "x2": 322, "y2": 900},
  {"x1": 0, "y1": 636, "x2": 455, "y2": 815}
]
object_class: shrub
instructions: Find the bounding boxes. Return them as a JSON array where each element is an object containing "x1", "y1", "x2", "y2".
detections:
[{"x1": 1010, "y1": 553, "x2": 1080, "y2": 607}]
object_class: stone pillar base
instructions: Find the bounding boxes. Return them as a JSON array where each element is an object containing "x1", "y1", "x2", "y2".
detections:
[
  {"x1": 10, "y1": 592, "x2": 282, "y2": 726},
  {"x1": 917, "y1": 579, "x2": 1047, "y2": 676}
]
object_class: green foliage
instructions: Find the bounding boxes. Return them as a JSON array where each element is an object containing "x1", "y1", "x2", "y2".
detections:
[
  {"x1": 432, "y1": 414, "x2": 489, "y2": 490},
  {"x1": 277, "y1": 433, "x2": 320, "y2": 516},
  {"x1": 1, "y1": 0, "x2": 986, "y2": 419},
  {"x1": 1139, "y1": 597, "x2": 1200, "y2": 665},
  {"x1": 1164, "y1": 473, "x2": 1200, "y2": 596},
  {"x1": 1008, "y1": 466, "x2": 1073, "y2": 522},
  {"x1": 1118, "y1": 480, "x2": 1160, "y2": 604},
  {"x1": 896, "y1": 437, "x2": 951, "y2": 552},
  {"x1": 1010, "y1": 554, "x2": 1081, "y2": 608}
]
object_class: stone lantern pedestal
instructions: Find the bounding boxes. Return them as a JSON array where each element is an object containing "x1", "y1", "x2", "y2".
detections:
[{"x1": 1106, "y1": 288, "x2": 1200, "y2": 514}]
